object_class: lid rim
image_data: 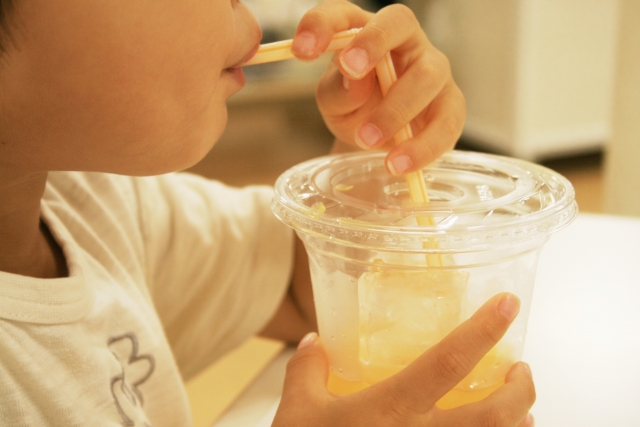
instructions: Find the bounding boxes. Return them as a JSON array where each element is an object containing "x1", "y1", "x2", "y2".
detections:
[
  {"x1": 272, "y1": 198, "x2": 578, "y2": 251},
  {"x1": 272, "y1": 151, "x2": 578, "y2": 251}
]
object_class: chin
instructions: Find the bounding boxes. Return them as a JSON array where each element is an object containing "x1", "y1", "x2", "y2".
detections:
[
  {"x1": 157, "y1": 141, "x2": 220, "y2": 176},
  {"x1": 120, "y1": 97, "x2": 229, "y2": 176},
  {"x1": 110, "y1": 134, "x2": 222, "y2": 177},
  {"x1": 164, "y1": 122, "x2": 227, "y2": 174}
]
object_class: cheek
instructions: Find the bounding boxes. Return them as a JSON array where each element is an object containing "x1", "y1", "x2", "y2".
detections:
[
  {"x1": 2, "y1": 0, "x2": 240, "y2": 174},
  {"x1": 86, "y1": 72, "x2": 232, "y2": 175},
  {"x1": 101, "y1": 13, "x2": 238, "y2": 169},
  {"x1": 3, "y1": 45, "x2": 231, "y2": 175},
  {"x1": 6, "y1": 0, "x2": 235, "y2": 173}
]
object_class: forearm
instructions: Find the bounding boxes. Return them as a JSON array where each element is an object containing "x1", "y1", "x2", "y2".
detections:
[
  {"x1": 259, "y1": 236, "x2": 317, "y2": 343},
  {"x1": 261, "y1": 142, "x2": 357, "y2": 343}
]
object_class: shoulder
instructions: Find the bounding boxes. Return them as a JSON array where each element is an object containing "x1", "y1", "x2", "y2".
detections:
[
  {"x1": 45, "y1": 171, "x2": 140, "y2": 213},
  {"x1": 43, "y1": 172, "x2": 148, "y2": 279}
]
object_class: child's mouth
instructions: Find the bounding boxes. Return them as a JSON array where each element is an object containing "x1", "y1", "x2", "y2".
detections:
[
  {"x1": 223, "y1": 43, "x2": 260, "y2": 91},
  {"x1": 240, "y1": 44, "x2": 260, "y2": 66},
  {"x1": 224, "y1": 66, "x2": 246, "y2": 88},
  {"x1": 227, "y1": 43, "x2": 260, "y2": 70}
]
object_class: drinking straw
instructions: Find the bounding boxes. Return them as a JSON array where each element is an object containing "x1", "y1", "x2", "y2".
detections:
[
  {"x1": 244, "y1": 28, "x2": 362, "y2": 66},
  {"x1": 245, "y1": 29, "x2": 442, "y2": 266},
  {"x1": 373, "y1": 52, "x2": 442, "y2": 266}
]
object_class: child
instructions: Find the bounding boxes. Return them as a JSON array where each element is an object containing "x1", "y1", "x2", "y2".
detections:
[{"x1": 0, "y1": 0, "x2": 535, "y2": 425}]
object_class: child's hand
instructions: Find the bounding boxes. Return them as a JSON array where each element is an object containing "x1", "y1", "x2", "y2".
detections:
[
  {"x1": 291, "y1": 0, "x2": 465, "y2": 175},
  {"x1": 272, "y1": 293, "x2": 535, "y2": 427}
]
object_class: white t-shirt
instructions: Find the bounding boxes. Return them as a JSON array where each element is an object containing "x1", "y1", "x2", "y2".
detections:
[{"x1": 0, "y1": 171, "x2": 294, "y2": 426}]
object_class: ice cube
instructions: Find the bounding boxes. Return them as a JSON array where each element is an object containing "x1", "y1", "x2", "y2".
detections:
[{"x1": 358, "y1": 268, "x2": 469, "y2": 383}]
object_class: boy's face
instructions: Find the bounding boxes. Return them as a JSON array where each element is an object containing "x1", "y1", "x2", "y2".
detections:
[{"x1": 0, "y1": 0, "x2": 261, "y2": 175}]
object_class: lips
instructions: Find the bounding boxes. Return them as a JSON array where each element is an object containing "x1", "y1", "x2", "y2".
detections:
[
  {"x1": 226, "y1": 42, "x2": 260, "y2": 70},
  {"x1": 241, "y1": 43, "x2": 260, "y2": 66}
]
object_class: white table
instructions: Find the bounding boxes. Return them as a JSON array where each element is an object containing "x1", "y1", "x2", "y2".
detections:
[{"x1": 213, "y1": 213, "x2": 640, "y2": 427}]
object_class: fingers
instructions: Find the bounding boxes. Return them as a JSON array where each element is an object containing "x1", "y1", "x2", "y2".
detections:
[
  {"x1": 375, "y1": 293, "x2": 521, "y2": 415},
  {"x1": 299, "y1": 1, "x2": 465, "y2": 172},
  {"x1": 291, "y1": 0, "x2": 372, "y2": 60},
  {"x1": 437, "y1": 363, "x2": 536, "y2": 427},
  {"x1": 481, "y1": 362, "x2": 536, "y2": 426},
  {"x1": 518, "y1": 413, "x2": 535, "y2": 427},
  {"x1": 293, "y1": 2, "x2": 427, "y2": 78},
  {"x1": 385, "y1": 82, "x2": 466, "y2": 174},
  {"x1": 316, "y1": 60, "x2": 379, "y2": 119},
  {"x1": 337, "y1": 4, "x2": 427, "y2": 79},
  {"x1": 272, "y1": 333, "x2": 330, "y2": 426},
  {"x1": 346, "y1": 48, "x2": 453, "y2": 150},
  {"x1": 277, "y1": 300, "x2": 532, "y2": 427},
  {"x1": 292, "y1": 2, "x2": 425, "y2": 74},
  {"x1": 279, "y1": 333, "x2": 330, "y2": 403}
]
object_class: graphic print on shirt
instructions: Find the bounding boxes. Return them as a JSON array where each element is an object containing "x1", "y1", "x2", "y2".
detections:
[{"x1": 108, "y1": 333, "x2": 156, "y2": 427}]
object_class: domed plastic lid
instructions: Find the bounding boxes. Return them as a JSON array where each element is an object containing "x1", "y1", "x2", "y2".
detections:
[{"x1": 272, "y1": 151, "x2": 578, "y2": 251}]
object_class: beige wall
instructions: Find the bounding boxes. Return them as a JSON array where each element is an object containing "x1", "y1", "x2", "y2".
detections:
[
  {"x1": 603, "y1": 0, "x2": 640, "y2": 217},
  {"x1": 421, "y1": 0, "x2": 520, "y2": 153},
  {"x1": 420, "y1": 0, "x2": 618, "y2": 160},
  {"x1": 527, "y1": 0, "x2": 617, "y2": 149}
]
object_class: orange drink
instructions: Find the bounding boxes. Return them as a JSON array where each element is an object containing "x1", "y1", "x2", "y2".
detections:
[
  {"x1": 327, "y1": 343, "x2": 512, "y2": 409},
  {"x1": 327, "y1": 370, "x2": 504, "y2": 409}
]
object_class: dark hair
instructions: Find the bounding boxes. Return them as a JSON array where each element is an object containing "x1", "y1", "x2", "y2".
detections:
[{"x1": 0, "y1": 0, "x2": 14, "y2": 54}]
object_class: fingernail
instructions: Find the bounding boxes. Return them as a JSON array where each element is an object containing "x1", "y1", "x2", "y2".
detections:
[
  {"x1": 388, "y1": 155, "x2": 413, "y2": 175},
  {"x1": 521, "y1": 362, "x2": 532, "y2": 376},
  {"x1": 340, "y1": 47, "x2": 369, "y2": 78},
  {"x1": 298, "y1": 332, "x2": 318, "y2": 349},
  {"x1": 343, "y1": 75, "x2": 350, "y2": 91},
  {"x1": 497, "y1": 293, "x2": 520, "y2": 322},
  {"x1": 292, "y1": 31, "x2": 317, "y2": 56},
  {"x1": 356, "y1": 123, "x2": 382, "y2": 148}
]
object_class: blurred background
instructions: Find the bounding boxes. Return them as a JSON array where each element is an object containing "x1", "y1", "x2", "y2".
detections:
[{"x1": 186, "y1": 1, "x2": 639, "y2": 425}]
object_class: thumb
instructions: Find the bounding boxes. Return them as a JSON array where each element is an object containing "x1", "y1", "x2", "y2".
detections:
[
  {"x1": 374, "y1": 293, "x2": 520, "y2": 414},
  {"x1": 281, "y1": 333, "x2": 330, "y2": 401}
]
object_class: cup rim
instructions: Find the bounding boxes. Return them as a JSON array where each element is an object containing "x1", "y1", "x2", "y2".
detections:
[{"x1": 272, "y1": 150, "x2": 578, "y2": 252}]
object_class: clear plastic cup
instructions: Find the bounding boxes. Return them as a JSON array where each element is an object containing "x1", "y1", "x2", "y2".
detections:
[{"x1": 272, "y1": 150, "x2": 577, "y2": 408}]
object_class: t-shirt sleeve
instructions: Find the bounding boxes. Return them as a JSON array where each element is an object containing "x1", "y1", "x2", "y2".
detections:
[{"x1": 133, "y1": 173, "x2": 294, "y2": 381}]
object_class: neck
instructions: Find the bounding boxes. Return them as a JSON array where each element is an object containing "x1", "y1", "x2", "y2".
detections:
[{"x1": 0, "y1": 170, "x2": 68, "y2": 278}]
